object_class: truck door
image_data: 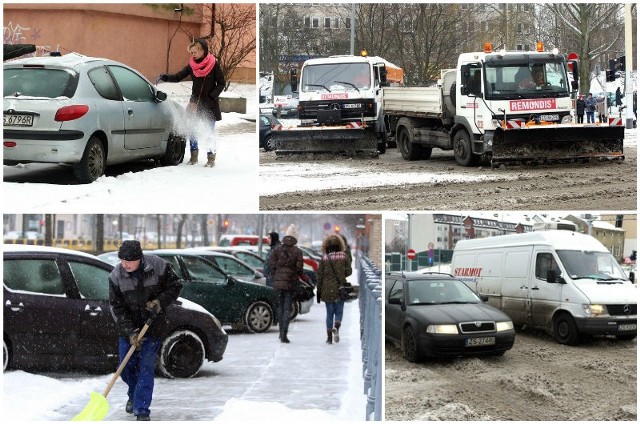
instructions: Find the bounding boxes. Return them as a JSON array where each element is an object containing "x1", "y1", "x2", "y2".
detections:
[
  {"x1": 529, "y1": 250, "x2": 564, "y2": 329},
  {"x1": 459, "y1": 64, "x2": 483, "y2": 128}
]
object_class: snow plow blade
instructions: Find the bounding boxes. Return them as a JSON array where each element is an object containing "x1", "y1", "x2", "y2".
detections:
[
  {"x1": 273, "y1": 126, "x2": 379, "y2": 158},
  {"x1": 491, "y1": 125, "x2": 624, "y2": 167}
]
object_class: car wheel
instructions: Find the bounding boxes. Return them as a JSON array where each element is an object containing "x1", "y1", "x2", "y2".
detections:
[
  {"x1": 157, "y1": 330, "x2": 205, "y2": 379},
  {"x1": 265, "y1": 135, "x2": 277, "y2": 152},
  {"x1": 160, "y1": 133, "x2": 186, "y2": 166},
  {"x1": 402, "y1": 325, "x2": 422, "y2": 363},
  {"x1": 73, "y1": 136, "x2": 105, "y2": 183},
  {"x1": 615, "y1": 334, "x2": 637, "y2": 341},
  {"x1": 553, "y1": 313, "x2": 579, "y2": 345},
  {"x1": 289, "y1": 301, "x2": 300, "y2": 321},
  {"x1": 244, "y1": 301, "x2": 274, "y2": 333},
  {"x1": 3, "y1": 339, "x2": 10, "y2": 371}
]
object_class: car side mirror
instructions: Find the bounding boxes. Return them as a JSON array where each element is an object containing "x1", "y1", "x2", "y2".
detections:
[
  {"x1": 255, "y1": 270, "x2": 264, "y2": 279},
  {"x1": 546, "y1": 269, "x2": 566, "y2": 284},
  {"x1": 155, "y1": 90, "x2": 167, "y2": 102},
  {"x1": 480, "y1": 294, "x2": 489, "y2": 302},
  {"x1": 226, "y1": 276, "x2": 236, "y2": 287}
]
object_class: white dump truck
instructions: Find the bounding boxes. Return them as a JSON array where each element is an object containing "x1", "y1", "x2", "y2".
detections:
[
  {"x1": 383, "y1": 43, "x2": 625, "y2": 167},
  {"x1": 451, "y1": 230, "x2": 637, "y2": 345},
  {"x1": 272, "y1": 52, "x2": 403, "y2": 158}
]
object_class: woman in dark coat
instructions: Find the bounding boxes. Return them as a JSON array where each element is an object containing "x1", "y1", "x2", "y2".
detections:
[
  {"x1": 576, "y1": 95, "x2": 586, "y2": 123},
  {"x1": 160, "y1": 38, "x2": 225, "y2": 167},
  {"x1": 316, "y1": 234, "x2": 352, "y2": 344}
]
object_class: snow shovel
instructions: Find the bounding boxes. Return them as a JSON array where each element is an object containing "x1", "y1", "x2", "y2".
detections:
[{"x1": 72, "y1": 314, "x2": 155, "y2": 421}]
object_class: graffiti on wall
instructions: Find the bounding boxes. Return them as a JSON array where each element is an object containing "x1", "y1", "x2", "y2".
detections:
[{"x1": 3, "y1": 21, "x2": 55, "y2": 57}]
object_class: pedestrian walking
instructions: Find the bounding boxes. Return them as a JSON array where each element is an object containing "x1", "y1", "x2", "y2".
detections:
[
  {"x1": 316, "y1": 234, "x2": 353, "y2": 345},
  {"x1": 263, "y1": 231, "x2": 281, "y2": 288},
  {"x1": 340, "y1": 234, "x2": 353, "y2": 269},
  {"x1": 109, "y1": 240, "x2": 183, "y2": 421},
  {"x1": 596, "y1": 97, "x2": 606, "y2": 123},
  {"x1": 576, "y1": 95, "x2": 586, "y2": 123},
  {"x1": 585, "y1": 93, "x2": 596, "y2": 123},
  {"x1": 159, "y1": 38, "x2": 225, "y2": 167},
  {"x1": 615, "y1": 87, "x2": 623, "y2": 108},
  {"x1": 267, "y1": 224, "x2": 303, "y2": 343}
]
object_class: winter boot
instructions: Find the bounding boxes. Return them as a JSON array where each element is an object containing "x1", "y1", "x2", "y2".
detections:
[
  {"x1": 136, "y1": 415, "x2": 150, "y2": 421},
  {"x1": 204, "y1": 152, "x2": 216, "y2": 167},
  {"x1": 333, "y1": 321, "x2": 341, "y2": 343},
  {"x1": 126, "y1": 399, "x2": 133, "y2": 414},
  {"x1": 281, "y1": 331, "x2": 290, "y2": 343},
  {"x1": 326, "y1": 329, "x2": 333, "y2": 344},
  {"x1": 187, "y1": 150, "x2": 199, "y2": 165}
]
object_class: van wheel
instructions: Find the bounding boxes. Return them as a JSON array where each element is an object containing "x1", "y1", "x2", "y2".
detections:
[
  {"x1": 157, "y1": 330, "x2": 205, "y2": 378},
  {"x1": 553, "y1": 313, "x2": 579, "y2": 345},
  {"x1": 73, "y1": 136, "x2": 105, "y2": 183},
  {"x1": 402, "y1": 326, "x2": 422, "y2": 363},
  {"x1": 244, "y1": 301, "x2": 273, "y2": 333}
]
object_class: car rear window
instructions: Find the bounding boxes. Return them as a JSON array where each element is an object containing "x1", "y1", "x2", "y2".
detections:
[{"x1": 4, "y1": 68, "x2": 78, "y2": 98}]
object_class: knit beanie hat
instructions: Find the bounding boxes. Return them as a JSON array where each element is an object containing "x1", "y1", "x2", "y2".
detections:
[
  {"x1": 118, "y1": 240, "x2": 143, "y2": 261},
  {"x1": 285, "y1": 224, "x2": 299, "y2": 240}
]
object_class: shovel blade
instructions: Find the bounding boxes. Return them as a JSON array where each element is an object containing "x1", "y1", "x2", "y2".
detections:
[{"x1": 72, "y1": 392, "x2": 109, "y2": 421}]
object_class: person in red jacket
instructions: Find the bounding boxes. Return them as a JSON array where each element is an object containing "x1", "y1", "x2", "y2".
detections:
[{"x1": 159, "y1": 38, "x2": 225, "y2": 167}]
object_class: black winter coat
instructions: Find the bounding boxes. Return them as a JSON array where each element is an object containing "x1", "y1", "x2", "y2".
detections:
[
  {"x1": 576, "y1": 98, "x2": 586, "y2": 115},
  {"x1": 109, "y1": 255, "x2": 183, "y2": 339},
  {"x1": 165, "y1": 59, "x2": 225, "y2": 121}
]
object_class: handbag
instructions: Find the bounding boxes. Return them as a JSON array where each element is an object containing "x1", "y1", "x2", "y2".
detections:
[
  {"x1": 294, "y1": 279, "x2": 315, "y2": 301},
  {"x1": 328, "y1": 258, "x2": 358, "y2": 303}
]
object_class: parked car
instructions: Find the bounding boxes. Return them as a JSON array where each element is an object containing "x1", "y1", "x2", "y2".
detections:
[
  {"x1": 3, "y1": 245, "x2": 227, "y2": 378},
  {"x1": 385, "y1": 271, "x2": 515, "y2": 362},
  {"x1": 177, "y1": 248, "x2": 266, "y2": 286},
  {"x1": 192, "y1": 246, "x2": 315, "y2": 316},
  {"x1": 272, "y1": 94, "x2": 299, "y2": 118},
  {"x1": 259, "y1": 114, "x2": 280, "y2": 151},
  {"x1": 3, "y1": 53, "x2": 186, "y2": 183},
  {"x1": 145, "y1": 249, "x2": 286, "y2": 332}
]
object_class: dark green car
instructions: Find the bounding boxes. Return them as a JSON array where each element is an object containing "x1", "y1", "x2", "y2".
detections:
[{"x1": 146, "y1": 249, "x2": 280, "y2": 333}]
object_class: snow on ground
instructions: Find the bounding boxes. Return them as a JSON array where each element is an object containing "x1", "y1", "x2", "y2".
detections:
[
  {"x1": 3, "y1": 83, "x2": 258, "y2": 213},
  {"x1": 2, "y1": 270, "x2": 369, "y2": 422}
]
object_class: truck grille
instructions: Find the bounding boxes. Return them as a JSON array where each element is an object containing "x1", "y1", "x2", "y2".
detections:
[
  {"x1": 459, "y1": 321, "x2": 496, "y2": 334},
  {"x1": 607, "y1": 304, "x2": 637, "y2": 316}
]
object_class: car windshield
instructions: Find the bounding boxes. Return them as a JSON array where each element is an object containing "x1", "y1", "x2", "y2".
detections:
[
  {"x1": 407, "y1": 279, "x2": 481, "y2": 305},
  {"x1": 484, "y1": 58, "x2": 569, "y2": 100},
  {"x1": 556, "y1": 250, "x2": 629, "y2": 281},
  {"x1": 4, "y1": 68, "x2": 78, "y2": 98},
  {"x1": 301, "y1": 62, "x2": 371, "y2": 92}
]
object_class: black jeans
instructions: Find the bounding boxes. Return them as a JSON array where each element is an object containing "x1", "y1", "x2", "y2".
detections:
[{"x1": 276, "y1": 289, "x2": 293, "y2": 335}]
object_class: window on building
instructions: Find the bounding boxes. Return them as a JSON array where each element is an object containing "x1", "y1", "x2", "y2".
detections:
[
  {"x1": 345, "y1": 17, "x2": 351, "y2": 29},
  {"x1": 333, "y1": 17, "x2": 340, "y2": 29},
  {"x1": 324, "y1": 17, "x2": 331, "y2": 29},
  {"x1": 615, "y1": 215, "x2": 623, "y2": 228}
]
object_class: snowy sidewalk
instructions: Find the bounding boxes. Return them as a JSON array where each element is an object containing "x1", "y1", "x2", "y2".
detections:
[{"x1": 3, "y1": 274, "x2": 367, "y2": 421}]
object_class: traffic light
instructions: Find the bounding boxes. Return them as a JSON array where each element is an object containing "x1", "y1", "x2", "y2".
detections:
[
  {"x1": 334, "y1": 225, "x2": 341, "y2": 233},
  {"x1": 631, "y1": 250, "x2": 637, "y2": 261},
  {"x1": 616, "y1": 56, "x2": 625, "y2": 72},
  {"x1": 222, "y1": 219, "x2": 229, "y2": 233},
  {"x1": 606, "y1": 69, "x2": 616, "y2": 82}
]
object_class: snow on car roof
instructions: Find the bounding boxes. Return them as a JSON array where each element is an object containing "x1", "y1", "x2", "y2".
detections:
[
  {"x1": 4, "y1": 52, "x2": 113, "y2": 69},
  {"x1": 2, "y1": 244, "x2": 99, "y2": 259}
]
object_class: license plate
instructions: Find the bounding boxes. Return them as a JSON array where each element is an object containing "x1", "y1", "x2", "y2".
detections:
[
  {"x1": 4, "y1": 114, "x2": 33, "y2": 127},
  {"x1": 618, "y1": 324, "x2": 637, "y2": 332},
  {"x1": 465, "y1": 337, "x2": 495, "y2": 346},
  {"x1": 539, "y1": 114, "x2": 559, "y2": 122},
  {"x1": 343, "y1": 104, "x2": 362, "y2": 109}
]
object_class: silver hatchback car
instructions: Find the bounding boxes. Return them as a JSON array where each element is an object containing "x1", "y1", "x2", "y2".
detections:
[{"x1": 3, "y1": 53, "x2": 186, "y2": 183}]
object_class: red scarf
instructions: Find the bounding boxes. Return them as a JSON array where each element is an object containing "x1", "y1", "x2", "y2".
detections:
[{"x1": 190, "y1": 53, "x2": 216, "y2": 78}]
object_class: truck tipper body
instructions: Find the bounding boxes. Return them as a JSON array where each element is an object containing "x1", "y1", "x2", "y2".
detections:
[{"x1": 383, "y1": 44, "x2": 625, "y2": 167}]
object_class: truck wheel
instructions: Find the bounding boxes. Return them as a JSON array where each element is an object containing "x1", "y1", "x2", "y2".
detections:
[
  {"x1": 553, "y1": 313, "x2": 579, "y2": 345},
  {"x1": 397, "y1": 119, "x2": 420, "y2": 161},
  {"x1": 453, "y1": 130, "x2": 477, "y2": 167},
  {"x1": 402, "y1": 325, "x2": 422, "y2": 362}
]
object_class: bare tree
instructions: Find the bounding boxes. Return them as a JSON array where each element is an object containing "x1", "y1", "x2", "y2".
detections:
[{"x1": 546, "y1": 3, "x2": 625, "y2": 94}]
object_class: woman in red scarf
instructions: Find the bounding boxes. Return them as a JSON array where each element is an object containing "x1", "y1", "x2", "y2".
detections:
[{"x1": 160, "y1": 39, "x2": 225, "y2": 167}]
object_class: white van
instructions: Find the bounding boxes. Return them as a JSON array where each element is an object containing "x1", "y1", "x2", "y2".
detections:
[{"x1": 451, "y1": 230, "x2": 636, "y2": 345}]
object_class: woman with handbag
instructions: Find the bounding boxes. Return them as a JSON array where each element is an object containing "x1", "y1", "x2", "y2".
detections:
[
  {"x1": 267, "y1": 224, "x2": 303, "y2": 343},
  {"x1": 316, "y1": 234, "x2": 353, "y2": 344},
  {"x1": 159, "y1": 38, "x2": 225, "y2": 167}
]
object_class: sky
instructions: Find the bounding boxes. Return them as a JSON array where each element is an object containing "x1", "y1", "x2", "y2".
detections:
[{"x1": 3, "y1": 264, "x2": 373, "y2": 422}]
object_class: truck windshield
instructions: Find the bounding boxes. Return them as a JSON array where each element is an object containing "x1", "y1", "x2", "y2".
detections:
[
  {"x1": 484, "y1": 60, "x2": 569, "y2": 100},
  {"x1": 556, "y1": 250, "x2": 629, "y2": 282},
  {"x1": 301, "y1": 63, "x2": 370, "y2": 93}
]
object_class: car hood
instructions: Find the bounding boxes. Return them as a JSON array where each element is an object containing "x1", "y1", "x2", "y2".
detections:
[{"x1": 410, "y1": 303, "x2": 511, "y2": 324}]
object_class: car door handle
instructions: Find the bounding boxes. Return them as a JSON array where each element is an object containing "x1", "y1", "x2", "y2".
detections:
[
  {"x1": 84, "y1": 304, "x2": 103, "y2": 316},
  {"x1": 5, "y1": 300, "x2": 25, "y2": 312},
  {"x1": 520, "y1": 285, "x2": 528, "y2": 290},
  {"x1": 127, "y1": 108, "x2": 134, "y2": 115},
  {"x1": 530, "y1": 286, "x2": 540, "y2": 291}
]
